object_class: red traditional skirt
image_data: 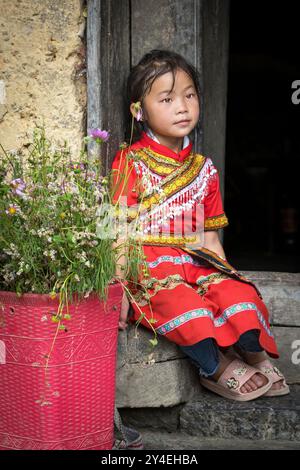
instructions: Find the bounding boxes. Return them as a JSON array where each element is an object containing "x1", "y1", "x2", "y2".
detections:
[{"x1": 129, "y1": 245, "x2": 279, "y2": 358}]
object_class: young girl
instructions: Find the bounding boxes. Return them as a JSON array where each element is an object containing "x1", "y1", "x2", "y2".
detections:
[{"x1": 111, "y1": 49, "x2": 289, "y2": 401}]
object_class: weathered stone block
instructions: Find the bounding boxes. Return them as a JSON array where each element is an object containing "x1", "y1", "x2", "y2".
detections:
[
  {"x1": 120, "y1": 405, "x2": 182, "y2": 432},
  {"x1": 273, "y1": 327, "x2": 300, "y2": 384},
  {"x1": 180, "y1": 385, "x2": 300, "y2": 441},
  {"x1": 242, "y1": 271, "x2": 300, "y2": 326},
  {"x1": 117, "y1": 327, "x2": 185, "y2": 370},
  {"x1": 116, "y1": 358, "x2": 199, "y2": 408}
]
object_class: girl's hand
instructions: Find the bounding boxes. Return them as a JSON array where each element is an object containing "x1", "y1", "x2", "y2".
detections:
[{"x1": 118, "y1": 291, "x2": 130, "y2": 330}]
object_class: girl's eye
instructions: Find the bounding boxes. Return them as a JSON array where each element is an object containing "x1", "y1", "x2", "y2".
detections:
[
  {"x1": 186, "y1": 93, "x2": 195, "y2": 99},
  {"x1": 161, "y1": 98, "x2": 172, "y2": 103}
]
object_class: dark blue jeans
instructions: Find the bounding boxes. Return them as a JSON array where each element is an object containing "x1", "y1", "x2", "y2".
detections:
[{"x1": 179, "y1": 330, "x2": 263, "y2": 377}]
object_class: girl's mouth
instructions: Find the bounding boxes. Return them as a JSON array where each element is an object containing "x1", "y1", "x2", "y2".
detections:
[{"x1": 174, "y1": 120, "x2": 191, "y2": 127}]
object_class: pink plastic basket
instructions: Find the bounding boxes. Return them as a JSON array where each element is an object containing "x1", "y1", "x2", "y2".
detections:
[{"x1": 0, "y1": 283, "x2": 122, "y2": 450}]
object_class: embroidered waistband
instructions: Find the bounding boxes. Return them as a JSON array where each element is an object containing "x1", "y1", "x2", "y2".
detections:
[{"x1": 139, "y1": 234, "x2": 203, "y2": 247}]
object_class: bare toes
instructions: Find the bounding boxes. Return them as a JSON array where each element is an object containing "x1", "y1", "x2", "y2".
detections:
[
  {"x1": 248, "y1": 379, "x2": 258, "y2": 390},
  {"x1": 252, "y1": 373, "x2": 266, "y2": 388},
  {"x1": 244, "y1": 383, "x2": 252, "y2": 393},
  {"x1": 272, "y1": 380, "x2": 284, "y2": 390}
]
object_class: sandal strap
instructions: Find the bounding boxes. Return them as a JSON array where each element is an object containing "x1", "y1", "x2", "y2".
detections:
[
  {"x1": 254, "y1": 359, "x2": 286, "y2": 384},
  {"x1": 217, "y1": 358, "x2": 266, "y2": 394}
]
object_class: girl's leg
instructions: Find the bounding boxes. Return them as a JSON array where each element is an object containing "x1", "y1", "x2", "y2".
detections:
[
  {"x1": 180, "y1": 338, "x2": 220, "y2": 378},
  {"x1": 180, "y1": 338, "x2": 267, "y2": 393},
  {"x1": 234, "y1": 329, "x2": 286, "y2": 392}
]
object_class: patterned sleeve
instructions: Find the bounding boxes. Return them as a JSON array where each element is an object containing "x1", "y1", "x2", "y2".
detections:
[{"x1": 204, "y1": 161, "x2": 229, "y2": 231}]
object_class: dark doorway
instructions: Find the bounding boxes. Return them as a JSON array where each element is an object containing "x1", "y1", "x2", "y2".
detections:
[{"x1": 224, "y1": 1, "x2": 300, "y2": 272}]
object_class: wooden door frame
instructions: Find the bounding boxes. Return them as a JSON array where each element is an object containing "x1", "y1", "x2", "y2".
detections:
[{"x1": 86, "y1": 0, "x2": 230, "y2": 189}]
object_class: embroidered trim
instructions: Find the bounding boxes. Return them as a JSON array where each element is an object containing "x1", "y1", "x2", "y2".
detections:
[
  {"x1": 204, "y1": 214, "x2": 229, "y2": 231},
  {"x1": 141, "y1": 273, "x2": 186, "y2": 289},
  {"x1": 136, "y1": 147, "x2": 181, "y2": 176},
  {"x1": 196, "y1": 272, "x2": 232, "y2": 295},
  {"x1": 137, "y1": 158, "x2": 216, "y2": 235},
  {"x1": 214, "y1": 302, "x2": 274, "y2": 337},
  {"x1": 137, "y1": 153, "x2": 207, "y2": 209},
  {"x1": 156, "y1": 308, "x2": 215, "y2": 335},
  {"x1": 156, "y1": 301, "x2": 274, "y2": 338},
  {"x1": 147, "y1": 254, "x2": 206, "y2": 269},
  {"x1": 131, "y1": 274, "x2": 194, "y2": 306},
  {"x1": 125, "y1": 149, "x2": 218, "y2": 237},
  {"x1": 140, "y1": 234, "x2": 201, "y2": 246},
  {"x1": 182, "y1": 246, "x2": 240, "y2": 275}
]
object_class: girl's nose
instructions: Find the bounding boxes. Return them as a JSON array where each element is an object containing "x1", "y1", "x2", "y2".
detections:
[{"x1": 176, "y1": 97, "x2": 188, "y2": 113}]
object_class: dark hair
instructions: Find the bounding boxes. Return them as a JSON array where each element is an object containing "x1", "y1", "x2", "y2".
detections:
[{"x1": 124, "y1": 49, "x2": 202, "y2": 142}]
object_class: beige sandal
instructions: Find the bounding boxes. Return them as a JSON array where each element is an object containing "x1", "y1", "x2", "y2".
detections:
[
  {"x1": 200, "y1": 358, "x2": 273, "y2": 401},
  {"x1": 254, "y1": 359, "x2": 290, "y2": 397}
]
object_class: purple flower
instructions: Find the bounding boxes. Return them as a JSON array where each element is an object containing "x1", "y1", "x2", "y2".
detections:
[
  {"x1": 132, "y1": 102, "x2": 143, "y2": 122},
  {"x1": 87, "y1": 128, "x2": 110, "y2": 143},
  {"x1": 136, "y1": 109, "x2": 143, "y2": 122},
  {"x1": 69, "y1": 162, "x2": 86, "y2": 172},
  {"x1": 10, "y1": 178, "x2": 27, "y2": 199},
  {"x1": 5, "y1": 204, "x2": 20, "y2": 216}
]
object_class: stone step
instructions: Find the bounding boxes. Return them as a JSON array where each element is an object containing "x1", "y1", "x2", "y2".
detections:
[
  {"x1": 140, "y1": 430, "x2": 300, "y2": 450},
  {"x1": 120, "y1": 385, "x2": 300, "y2": 442},
  {"x1": 117, "y1": 272, "x2": 300, "y2": 409},
  {"x1": 180, "y1": 385, "x2": 300, "y2": 441}
]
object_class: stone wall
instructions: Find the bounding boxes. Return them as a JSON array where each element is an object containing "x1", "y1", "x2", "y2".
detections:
[{"x1": 0, "y1": 0, "x2": 87, "y2": 155}]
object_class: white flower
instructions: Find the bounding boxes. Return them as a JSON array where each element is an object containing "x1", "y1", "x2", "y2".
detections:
[{"x1": 77, "y1": 251, "x2": 87, "y2": 262}]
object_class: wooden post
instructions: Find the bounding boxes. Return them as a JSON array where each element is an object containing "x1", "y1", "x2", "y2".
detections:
[
  {"x1": 87, "y1": 0, "x2": 131, "y2": 174},
  {"x1": 202, "y1": 0, "x2": 230, "y2": 195},
  {"x1": 87, "y1": 0, "x2": 230, "y2": 190}
]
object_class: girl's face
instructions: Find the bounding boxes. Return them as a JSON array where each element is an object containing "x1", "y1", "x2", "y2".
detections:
[{"x1": 133, "y1": 68, "x2": 200, "y2": 151}]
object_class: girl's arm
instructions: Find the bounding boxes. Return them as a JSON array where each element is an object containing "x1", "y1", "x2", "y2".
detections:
[{"x1": 203, "y1": 230, "x2": 226, "y2": 260}]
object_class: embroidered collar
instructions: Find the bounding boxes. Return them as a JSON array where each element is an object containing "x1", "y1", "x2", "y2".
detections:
[
  {"x1": 138, "y1": 132, "x2": 193, "y2": 163},
  {"x1": 145, "y1": 126, "x2": 190, "y2": 151}
]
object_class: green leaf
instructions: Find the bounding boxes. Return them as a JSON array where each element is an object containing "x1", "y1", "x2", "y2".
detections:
[
  {"x1": 136, "y1": 313, "x2": 145, "y2": 323},
  {"x1": 66, "y1": 231, "x2": 75, "y2": 244},
  {"x1": 52, "y1": 235, "x2": 64, "y2": 244},
  {"x1": 149, "y1": 338, "x2": 158, "y2": 347}
]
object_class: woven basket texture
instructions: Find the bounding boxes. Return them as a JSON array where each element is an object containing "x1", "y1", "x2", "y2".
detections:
[{"x1": 0, "y1": 283, "x2": 122, "y2": 450}]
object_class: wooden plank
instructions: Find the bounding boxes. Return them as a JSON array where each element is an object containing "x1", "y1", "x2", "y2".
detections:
[
  {"x1": 87, "y1": 0, "x2": 131, "y2": 173},
  {"x1": 131, "y1": 0, "x2": 203, "y2": 151},
  {"x1": 87, "y1": 0, "x2": 102, "y2": 160},
  {"x1": 202, "y1": 0, "x2": 230, "y2": 186}
]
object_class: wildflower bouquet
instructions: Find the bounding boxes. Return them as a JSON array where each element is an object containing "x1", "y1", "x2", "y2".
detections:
[{"x1": 0, "y1": 127, "x2": 142, "y2": 305}]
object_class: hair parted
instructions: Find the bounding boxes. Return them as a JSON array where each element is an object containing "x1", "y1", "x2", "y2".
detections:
[{"x1": 125, "y1": 49, "x2": 202, "y2": 142}]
